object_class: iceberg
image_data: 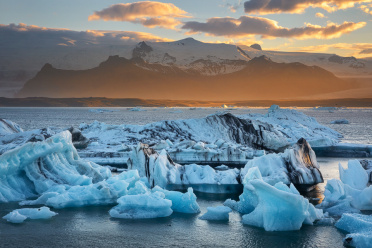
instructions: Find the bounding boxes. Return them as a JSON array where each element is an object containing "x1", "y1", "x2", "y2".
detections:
[
  {"x1": 240, "y1": 138, "x2": 323, "y2": 186},
  {"x1": 318, "y1": 160, "x2": 372, "y2": 216},
  {"x1": 109, "y1": 191, "x2": 173, "y2": 219},
  {"x1": 0, "y1": 131, "x2": 111, "y2": 203},
  {"x1": 237, "y1": 168, "x2": 323, "y2": 231},
  {"x1": 199, "y1": 206, "x2": 232, "y2": 221},
  {"x1": 336, "y1": 213, "x2": 372, "y2": 248},
  {"x1": 3, "y1": 207, "x2": 57, "y2": 223},
  {"x1": 0, "y1": 119, "x2": 23, "y2": 137},
  {"x1": 152, "y1": 186, "x2": 200, "y2": 214},
  {"x1": 360, "y1": 159, "x2": 372, "y2": 183},
  {"x1": 240, "y1": 105, "x2": 341, "y2": 147},
  {"x1": 312, "y1": 143, "x2": 372, "y2": 158},
  {"x1": 88, "y1": 108, "x2": 116, "y2": 113}
]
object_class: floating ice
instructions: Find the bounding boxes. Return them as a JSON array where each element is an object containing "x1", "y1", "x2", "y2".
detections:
[
  {"x1": 0, "y1": 131, "x2": 110, "y2": 203},
  {"x1": 241, "y1": 138, "x2": 323, "y2": 186},
  {"x1": 312, "y1": 143, "x2": 372, "y2": 158},
  {"x1": 88, "y1": 109, "x2": 117, "y2": 113},
  {"x1": 3, "y1": 207, "x2": 57, "y2": 223},
  {"x1": 199, "y1": 206, "x2": 232, "y2": 221},
  {"x1": 109, "y1": 191, "x2": 173, "y2": 219},
  {"x1": 336, "y1": 214, "x2": 372, "y2": 248},
  {"x1": 318, "y1": 160, "x2": 372, "y2": 216},
  {"x1": 152, "y1": 186, "x2": 200, "y2": 213},
  {"x1": 228, "y1": 167, "x2": 322, "y2": 231}
]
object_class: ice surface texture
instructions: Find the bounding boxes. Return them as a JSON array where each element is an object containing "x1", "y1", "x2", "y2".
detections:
[
  {"x1": 0, "y1": 119, "x2": 23, "y2": 137},
  {"x1": 3, "y1": 207, "x2": 57, "y2": 223},
  {"x1": 336, "y1": 214, "x2": 372, "y2": 248},
  {"x1": 318, "y1": 160, "x2": 372, "y2": 216}
]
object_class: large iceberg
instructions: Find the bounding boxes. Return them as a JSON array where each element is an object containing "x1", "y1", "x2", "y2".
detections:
[
  {"x1": 228, "y1": 167, "x2": 323, "y2": 231},
  {"x1": 239, "y1": 105, "x2": 341, "y2": 147},
  {"x1": 3, "y1": 207, "x2": 57, "y2": 223},
  {"x1": 336, "y1": 213, "x2": 372, "y2": 248},
  {"x1": 318, "y1": 160, "x2": 372, "y2": 216},
  {"x1": 0, "y1": 131, "x2": 110, "y2": 203},
  {"x1": 240, "y1": 138, "x2": 323, "y2": 186}
]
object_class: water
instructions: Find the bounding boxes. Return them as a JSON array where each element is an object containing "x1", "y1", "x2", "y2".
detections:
[
  {"x1": 0, "y1": 194, "x2": 345, "y2": 248},
  {"x1": 0, "y1": 107, "x2": 371, "y2": 144},
  {"x1": 0, "y1": 107, "x2": 370, "y2": 247}
]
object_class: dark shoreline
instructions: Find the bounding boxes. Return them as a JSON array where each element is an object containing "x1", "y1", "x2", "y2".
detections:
[{"x1": 1, "y1": 97, "x2": 372, "y2": 107}]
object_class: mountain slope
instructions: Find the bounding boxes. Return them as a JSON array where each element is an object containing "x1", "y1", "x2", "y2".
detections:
[{"x1": 16, "y1": 55, "x2": 356, "y2": 100}]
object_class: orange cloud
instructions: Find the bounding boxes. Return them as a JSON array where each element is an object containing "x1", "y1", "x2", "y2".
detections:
[
  {"x1": 244, "y1": 0, "x2": 372, "y2": 14},
  {"x1": 182, "y1": 16, "x2": 366, "y2": 40},
  {"x1": 88, "y1": 1, "x2": 190, "y2": 29},
  {"x1": 360, "y1": 4, "x2": 372, "y2": 14},
  {"x1": 315, "y1": 12, "x2": 326, "y2": 18}
]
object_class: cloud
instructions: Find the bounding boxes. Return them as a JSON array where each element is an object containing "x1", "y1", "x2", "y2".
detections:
[
  {"x1": 315, "y1": 12, "x2": 326, "y2": 18},
  {"x1": 0, "y1": 23, "x2": 172, "y2": 48},
  {"x1": 223, "y1": 0, "x2": 243, "y2": 13},
  {"x1": 181, "y1": 16, "x2": 366, "y2": 40},
  {"x1": 360, "y1": 4, "x2": 372, "y2": 14},
  {"x1": 283, "y1": 42, "x2": 372, "y2": 57},
  {"x1": 243, "y1": 0, "x2": 372, "y2": 14},
  {"x1": 88, "y1": 1, "x2": 190, "y2": 29}
]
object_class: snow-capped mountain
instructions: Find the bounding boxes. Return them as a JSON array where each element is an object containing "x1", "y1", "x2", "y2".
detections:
[
  {"x1": 242, "y1": 46, "x2": 372, "y2": 77},
  {"x1": 131, "y1": 38, "x2": 250, "y2": 75}
]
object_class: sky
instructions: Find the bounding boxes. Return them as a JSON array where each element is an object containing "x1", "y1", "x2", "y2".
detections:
[{"x1": 1, "y1": 0, "x2": 372, "y2": 57}]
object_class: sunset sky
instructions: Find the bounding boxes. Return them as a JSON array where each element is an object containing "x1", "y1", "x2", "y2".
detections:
[{"x1": 1, "y1": 0, "x2": 372, "y2": 57}]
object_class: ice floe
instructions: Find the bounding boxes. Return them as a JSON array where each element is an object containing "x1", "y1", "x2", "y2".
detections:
[
  {"x1": 0, "y1": 119, "x2": 23, "y2": 137},
  {"x1": 318, "y1": 160, "x2": 372, "y2": 216},
  {"x1": 199, "y1": 206, "x2": 232, "y2": 221},
  {"x1": 336, "y1": 213, "x2": 372, "y2": 248},
  {"x1": 3, "y1": 207, "x2": 57, "y2": 223},
  {"x1": 226, "y1": 167, "x2": 323, "y2": 231},
  {"x1": 330, "y1": 119, "x2": 349, "y2": 124}
]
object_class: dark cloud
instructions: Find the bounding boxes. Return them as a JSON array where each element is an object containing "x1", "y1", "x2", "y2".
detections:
[
  {"x1": 360, "y1": 48, "x2": 372, "y2": 54},
  {"x1": 243, "y1": 0, "x2": 370, "y2": 14},
  {"x1": 182, "y1": 16, "x2": 366, "y2": 39}
]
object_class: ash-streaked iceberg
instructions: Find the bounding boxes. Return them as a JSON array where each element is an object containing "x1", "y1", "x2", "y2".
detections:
[
  {"x1": 336, "y1": 213, "x2": 372, "y2": 248},
  {"x1": 240, "y1": 138, "x2": 323, "y2": 186},
  {"x1": 3, "y1": 207, "x2": 57, "y2": 223},
  {"x1": 0, "y1": 119, "x2": 23, "y2": 137},
  {"x1": 318, "y1": 160, "x2": 372, "y2": 216}
]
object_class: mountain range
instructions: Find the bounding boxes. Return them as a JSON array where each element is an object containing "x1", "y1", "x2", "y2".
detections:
[{"x1": 6, "y1": 38, "x2": 372, "y2": 100}]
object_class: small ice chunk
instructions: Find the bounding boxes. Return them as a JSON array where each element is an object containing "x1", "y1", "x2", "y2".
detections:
[
  {"x1": 199, "y1": 206, "x2": 232, "y2": 221},
  {"x1": 3, "y1": 207, "x2": 57, "y2": 223},
  {"x1": 339, "y1": 160, "x2": 369, "y2": 190},
  {"x1": 109, "y1": 191, "x2": 173, "y2": 219},
  {"x1": 152, "y1": 186, "x2": 200, "y2": 213},
  {"x1": 336, "y1": 213, "x2": 372, "y2": 248}
]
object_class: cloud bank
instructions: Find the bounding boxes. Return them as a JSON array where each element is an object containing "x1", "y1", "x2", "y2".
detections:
[
  {"x1": 88, "y1": 1, "x2": 190, "y2": 29},
  {"x1": 243, "y1": 0, "x2": 372, "y2": 14},
  {"x1": 0, "y1": 23, "x2": 172, "y2": 48},
  {"x1": 182, "y1": 16, "x2": 366, "y2": 39}
]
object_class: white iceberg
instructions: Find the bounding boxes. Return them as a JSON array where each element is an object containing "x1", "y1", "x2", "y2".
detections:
[
  {"x1": 336, "y1": 213, "x2": 372, "y2": 248},
  {"x1": 109, "y1": 191, "x2": 173, "y2": 219},
  {"x1": 318, "y1": 160, "x2": 372, "y2": 216},
  {"x1": 199, "y1": 206, "x2": 232, "y2": 221},
  {"x1": 3, "y1": 207, "x2": 57, "y2": 223},
  {"x1": 88, "y1": 109, "x2": 117, "y2": 113},
  {"x1": 227, "y1": 167, "x2": 323, "y2": 231}
]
